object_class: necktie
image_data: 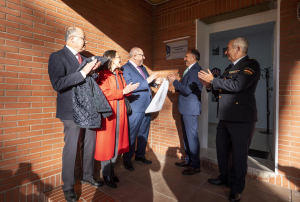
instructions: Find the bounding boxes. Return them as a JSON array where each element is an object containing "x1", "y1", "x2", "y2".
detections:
[
  {"x1": 136, "y1": 66, "x2": 151, "y2": 95},
  {"x1": 76, "y1": 53, "x2": 82, "y2": 64},
  {"x1": 136, "y1": 66, "x2": 146, "y2": 79},
  {"x1": 183, "y1": 67, "x2": 189, "y2": 77}
]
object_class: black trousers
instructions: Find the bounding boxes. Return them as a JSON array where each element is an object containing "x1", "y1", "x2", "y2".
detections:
[
  {"x1": 216, "y1": 120, "x2": 255, "y2": 194},
  {"x1": 61, "y1": 119, "x2": 96, "y2": 191}
]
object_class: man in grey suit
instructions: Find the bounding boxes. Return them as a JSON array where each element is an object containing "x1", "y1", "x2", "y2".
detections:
[{"x1": 48, "y1": 27, "x2": 102, "y2": 202}]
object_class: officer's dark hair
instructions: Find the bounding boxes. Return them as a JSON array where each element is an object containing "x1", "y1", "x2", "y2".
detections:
[{"x1": 188, "y1": 49, "x2": 200, "y2": 61}]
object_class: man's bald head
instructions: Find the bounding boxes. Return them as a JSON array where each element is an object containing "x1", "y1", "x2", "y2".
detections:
[
  {"x1": 65, "y1": 27, "x2": 86, "y2": 52},
  {"x1": 129, "y1": 47, "x2": 145, "y2": 66},
  {"x1": 129, "y1": 47, "x2": 142, "y2": 58},
  {"x1": 65, "y1": 27, "x2": 82, "y2": 42}
]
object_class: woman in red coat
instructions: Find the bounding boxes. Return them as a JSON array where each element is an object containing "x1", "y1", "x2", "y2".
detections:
[{"x1": 95, "y1": 50, "x2": 139, "y2": 188}]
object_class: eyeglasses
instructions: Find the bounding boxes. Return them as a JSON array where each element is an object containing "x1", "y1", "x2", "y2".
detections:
[
  {"x1": 72, "y1": 36, "x2": 86, "y2": 41},
  {"x1": 136, "y1": 54, "x2": 145, "y2": 57}
]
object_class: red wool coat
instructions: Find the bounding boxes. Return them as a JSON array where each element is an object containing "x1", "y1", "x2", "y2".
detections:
[{"x1": 94, "y1": 69, "x2": 130, "y2": 161}]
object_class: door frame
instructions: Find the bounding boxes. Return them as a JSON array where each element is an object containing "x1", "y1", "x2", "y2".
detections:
[{"x1": 195, "y1": 8, "x2": 280, "y2": 174}]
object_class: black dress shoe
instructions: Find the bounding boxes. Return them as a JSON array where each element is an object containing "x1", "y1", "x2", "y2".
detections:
[
  {"x1": 208, "y1": 178, "x2": 226, "y2": 185},
  {"x1": 135, "y1": 156, "x2": 152, "y2": 164},
  {"x1": 229, "y1": 191, "x2": 241, "y2": 202},
  {"x1": 182, "y1": 167, "x2": 201, "y2": 175},
  {"x1": 175, "y1": 160, "x2": 190, "y2": 167},
  {"x1": 123, "y1": 161, "x2": 134, "y2": 170},
  {"x1": 81, "y1": 178, "x2": 104, "y2": 187},
  {"x1": 111, "y1": 171, "x2": 119, "y2": 183},
  {"x1": 103, "y1": 176, "x2": 117, "y2": 188},
  {"x1": 63, "y1": 189, "x2": 78, "y2": 202}
]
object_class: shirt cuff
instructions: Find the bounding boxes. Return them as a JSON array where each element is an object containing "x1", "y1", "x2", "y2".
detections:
[{"x1": 80, "y1": 70, "x2": 86, "y2": 79}]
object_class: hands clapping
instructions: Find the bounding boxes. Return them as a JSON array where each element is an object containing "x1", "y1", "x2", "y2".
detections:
[
  {"x1": 123, "y1": 82, "x2": 140, "y2": 95},
  {"x1": 82, "y1": 59, "x2": 101, "y2": 75}
]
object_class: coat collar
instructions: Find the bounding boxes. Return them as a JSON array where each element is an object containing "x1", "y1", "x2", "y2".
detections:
[
  {"x1": 63, "y1": 45, "x2": 80, "y2": 66},
  {"x1": 182, "y1": 62, "x2": 198, "y2": 79},
  {"x1": 126, "y1": 61, "x2": 145, "y2": 79}
]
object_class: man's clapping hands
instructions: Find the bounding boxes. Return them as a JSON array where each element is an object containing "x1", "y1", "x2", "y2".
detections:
[{"x1": 123, "y1": 82, "x2": 140, "y2": 95}]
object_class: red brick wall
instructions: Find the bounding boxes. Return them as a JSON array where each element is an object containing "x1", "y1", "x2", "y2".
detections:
[
  {"x1": 0, "y1": 0, "x2": 153, "y2": 200},
  {"x1": 278, "y1": 0, "x2": 300, "y2": 191},
  {"x1": 150, "y1": 0, "x2": 300, "y2": 191}
]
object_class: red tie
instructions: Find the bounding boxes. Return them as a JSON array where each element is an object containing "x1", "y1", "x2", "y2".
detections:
[{"x1": 76, "y1": 53, "x2": 82, "y2": 64}]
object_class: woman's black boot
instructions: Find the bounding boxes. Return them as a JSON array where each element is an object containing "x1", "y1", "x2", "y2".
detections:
[
  {"x1": 103, "y1": 175, "x2": 117, "y2": 188},
  {"x1": 111, "y1": 170, "x2": 119, "y2": 183}
]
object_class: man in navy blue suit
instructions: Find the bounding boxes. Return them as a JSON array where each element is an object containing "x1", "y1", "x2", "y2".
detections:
[
  {"x1": 122, "y1": 47, "x2": 163, "y2": 170},
  {"x1": 167, "y1": 49, "x2": 203, "y2": 175}
]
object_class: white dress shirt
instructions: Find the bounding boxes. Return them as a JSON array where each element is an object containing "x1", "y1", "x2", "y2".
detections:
[{"x1": 66, "y1": 45, "x2": 86, "y2": 78}]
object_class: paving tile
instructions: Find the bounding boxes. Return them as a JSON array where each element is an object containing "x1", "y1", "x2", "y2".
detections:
[
  {"x1": 168, "y1": 171, "x2": 209, "y2": 187},
  {"x1": 131, "y1": 189, "x2": 177, "y2": 202},
  {"x1": 148, "y1": 162, "x2": 182, "y2": 177},
  {"x1": 99, "y1": 178, "x2": 147, "y2": 202},
  {"x1": 242, "y1": 187, "x2": 288, "y2": 202},
  {"x1": 126, "y1": 169, "x2": 164, "y2": 188},
  {"x1": 185, "y1": 188, "x2": 228, "y2": 202},
  {"x1": 292, "y1": 190, "x2": 300, "y2": 202},
  {"x1": 153, "y1": 176, "x2": 197, "y2": 202},
  {"x1": 199, "y1": 180, "x2": 230, "y2": 198},
  {"x1": 246, "y1": 178, "x2": 290, "y2": 201}
]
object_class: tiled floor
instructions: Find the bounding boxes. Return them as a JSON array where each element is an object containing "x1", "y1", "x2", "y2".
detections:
[{"x1": 44, "y1": 151, "x2": 299, "y2": 202}]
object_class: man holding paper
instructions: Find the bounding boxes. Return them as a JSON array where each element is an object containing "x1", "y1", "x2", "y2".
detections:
[
  {"x1": 122, "y1": 47, "x2": 163, "y2": 170},
  {"x1": 167, "y1": 49, "x2": 203, "y2": 175}
]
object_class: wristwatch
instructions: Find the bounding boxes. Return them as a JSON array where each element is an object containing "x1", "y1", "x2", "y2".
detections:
[{"x1": 210, "y1": 78, "x2": 214, "y2": 84}]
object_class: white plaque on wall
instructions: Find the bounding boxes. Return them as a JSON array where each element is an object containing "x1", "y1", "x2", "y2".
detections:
[{"x1": 166, "y1": 40, "x2": 188, "y2": 60}]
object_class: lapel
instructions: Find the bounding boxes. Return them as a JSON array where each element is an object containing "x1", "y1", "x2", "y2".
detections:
[
  {"x1": 127, "y1": 61, "x2": 145, "y2": 80},
  {"x1": 182, "y1": 63, "x2": 197, "y2": 80},
  {"x1": 63, "y1": 46, "x2": 80, "y2": 66}
]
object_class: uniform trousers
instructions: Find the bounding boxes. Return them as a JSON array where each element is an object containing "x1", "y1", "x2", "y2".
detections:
[
  {"x1": 60, "y1": 119, "x2": 96, "y2": 191},
  {"x1": 216, "y1": 120, "x2": 255, "y2": 194}
]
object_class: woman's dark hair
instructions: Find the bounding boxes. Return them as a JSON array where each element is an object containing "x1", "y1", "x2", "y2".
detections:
[{"x1": 101, "y1": 50, "x2": 117, "y2": 72}]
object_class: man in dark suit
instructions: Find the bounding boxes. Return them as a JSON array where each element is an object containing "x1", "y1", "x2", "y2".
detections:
[
  {"x1": 167, "y1": 49, "x2": 203, "y2": 175},
  {"x1": 198, "y1": 37, "x2": 260, "y2": 202},
  {"x1": 48, "y1": 27, "x2": 103, "y2": 202},
  {"x1": 122, "y1": 47, "x2": 163, "y2": 170}
]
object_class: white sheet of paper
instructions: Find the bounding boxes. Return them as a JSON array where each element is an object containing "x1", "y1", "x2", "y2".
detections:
[{"x1": 145, "y1": 78, "x2": 169, "y2": 113}]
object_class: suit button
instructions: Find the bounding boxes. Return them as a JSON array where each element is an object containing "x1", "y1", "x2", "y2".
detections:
[
  {"x1": 219, "y1": 96, "x2": 221, "y2": 98},
  {"x1": 236, "y1": 102, "x2": 238, "y2": 104},
  {"x1": 224, "y1": 78, "x2": 227, "y2": 80},
  {"x1": 219, "y1": 89, "x2": 222, "y2": 92}
]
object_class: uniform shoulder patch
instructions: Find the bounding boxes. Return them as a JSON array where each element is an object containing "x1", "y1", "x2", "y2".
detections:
[{"x1": 244, "y1": 67, "x2": 254, "y2": 75}]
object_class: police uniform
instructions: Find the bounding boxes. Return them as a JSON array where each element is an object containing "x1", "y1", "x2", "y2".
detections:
[{"x1": 208, "y1": 55, "x2": 260, "y2": 194}]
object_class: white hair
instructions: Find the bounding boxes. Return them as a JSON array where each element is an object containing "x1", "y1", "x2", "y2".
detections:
[
  {"x1": 65, "y1": 27, "x2": 78, "y2": 42},
  {"x1": 232, "y1": 37, "x2": 249, "y2": 53}
]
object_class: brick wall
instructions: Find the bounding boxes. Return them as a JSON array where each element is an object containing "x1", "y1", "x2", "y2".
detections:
[
  {"x1": 0, "y1": 0, "x2": 153, "y2": 200},
  {"x1": 278, "y1": 0, "x2": 300, "y2": 191},
  {"x1": 1, "y1": 0, "x2": 300, "y2": 200},
  {"x1": 150, "y1": 0, "x2": 300, "y2": 191}
]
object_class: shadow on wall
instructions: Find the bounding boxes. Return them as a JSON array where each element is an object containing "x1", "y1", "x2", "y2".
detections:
[
  {"x1": 61, "y1": 0, "x2": 153, "y2": 69},
  {"x1": 1, "y1": 163, "x2": 52, "y2": 201}
]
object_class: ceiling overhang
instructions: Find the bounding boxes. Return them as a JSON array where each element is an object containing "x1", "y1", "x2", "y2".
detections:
[{"x1": 145, "y1": 0, "x2": 169, "y2": 5}]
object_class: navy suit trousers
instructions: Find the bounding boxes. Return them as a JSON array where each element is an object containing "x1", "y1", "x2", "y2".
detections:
[
  {"x1": 181, "y1": 114, "x2": 200, "y2": 169},
  {"x1": 123, "y1": 112, "x2": 151, "y2": 161}
]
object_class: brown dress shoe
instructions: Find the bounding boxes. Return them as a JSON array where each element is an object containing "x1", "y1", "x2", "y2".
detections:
[
  {"x1": 175, "y1": 160, "x2": 190, "y2": 167},
  {"x1": 182, "y1": 167, "x2": 201, "y2": 175}
]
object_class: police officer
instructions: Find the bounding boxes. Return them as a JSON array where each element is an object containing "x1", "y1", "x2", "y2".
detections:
[{"x1": 198, "y1": 37, "x2": 260, "y2": 202}]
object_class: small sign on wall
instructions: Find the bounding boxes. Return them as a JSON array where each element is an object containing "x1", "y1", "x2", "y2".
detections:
[{"x1": 166, "y1": 40, "x2": 188, "y2": 60}]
